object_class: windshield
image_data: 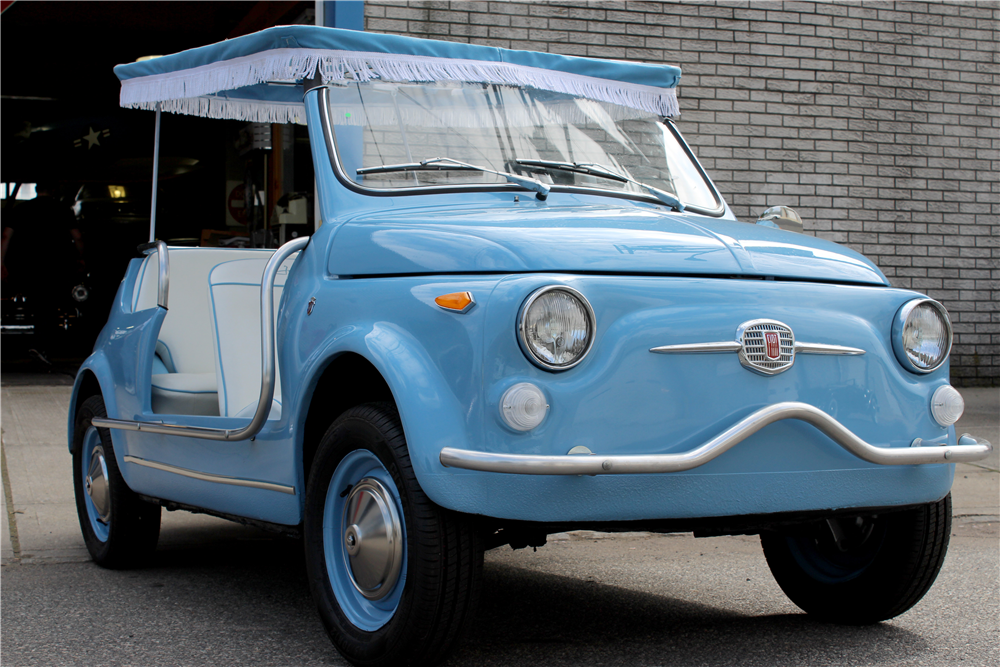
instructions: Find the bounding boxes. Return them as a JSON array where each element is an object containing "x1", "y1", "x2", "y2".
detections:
[{"x1": 324, "y1": 81, "x2": 720, "y2": 212}]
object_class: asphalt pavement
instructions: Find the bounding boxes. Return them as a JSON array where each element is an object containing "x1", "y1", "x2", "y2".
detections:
[{"x1": 2, "y1": 381, "x2": 997, "y2": 666}]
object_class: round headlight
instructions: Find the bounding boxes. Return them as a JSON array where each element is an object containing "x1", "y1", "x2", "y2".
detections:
[
  {"x1": 518, "y1": 286, "x2": 595, "y2": 371},
  {"x1": 892, "y1": 299, "x2": 952, "y2": 373}
]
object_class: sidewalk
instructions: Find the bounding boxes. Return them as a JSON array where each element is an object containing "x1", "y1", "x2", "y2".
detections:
[{"x1": 2, "y1": 383, "x2": 997, "y2": 564}]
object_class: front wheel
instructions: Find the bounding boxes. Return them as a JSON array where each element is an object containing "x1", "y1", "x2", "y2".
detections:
[
  {"x1": 72, "y1": 394, "x2": 161, "y2": 568},
  {"x1": 760, "y1": 494, "x2": 952, "y2": 624},
  {"x1": 304, "y1": 403, "x2": 482, "y2": 667}
]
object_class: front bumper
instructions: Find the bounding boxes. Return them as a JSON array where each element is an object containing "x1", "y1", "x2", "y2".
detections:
[{"x1": 440, "y1": 401, "x2": 992, "y2": 475}]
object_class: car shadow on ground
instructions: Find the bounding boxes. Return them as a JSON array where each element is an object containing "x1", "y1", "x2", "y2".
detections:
[
  {"x1": 36, "y1": 526, "x2": 926, "y2": 667},
  {"x1": 455, "y1": 561, "x2": 928, "y2": 666}
]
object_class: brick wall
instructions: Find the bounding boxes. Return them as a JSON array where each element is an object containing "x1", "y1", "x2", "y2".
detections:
[{"x1": 364, "y1": 0, "x2": 999, "y2": 385}]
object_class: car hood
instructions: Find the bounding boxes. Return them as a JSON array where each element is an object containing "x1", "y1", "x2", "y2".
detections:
[{"x1": 327, "y1": 203, "x2": 887, "y2": 285}]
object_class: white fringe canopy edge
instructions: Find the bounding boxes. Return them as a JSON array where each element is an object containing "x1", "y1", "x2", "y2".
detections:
[{"x1": 119, "y1": 48, "x2": 679, "y2": 124}]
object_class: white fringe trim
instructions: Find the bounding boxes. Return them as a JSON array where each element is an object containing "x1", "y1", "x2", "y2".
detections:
[
  {"x1": 154, "y1": 97, "x2": 308, "y2": 124},
  {"x1": 120, "y1": 48, "x2": 679, "y2": 122}
]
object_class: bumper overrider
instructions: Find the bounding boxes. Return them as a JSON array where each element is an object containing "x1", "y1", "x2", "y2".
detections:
[{"x1": 440, "y1": 401, "x2": 992, "y2": 475}]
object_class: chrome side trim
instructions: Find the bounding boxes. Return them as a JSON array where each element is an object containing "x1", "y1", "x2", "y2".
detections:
[
  {"x1": 650, "y1": 340, "x2": 864, "y2": 356},
  {"x1": 93, "y1": 235, "x2": 309, "y2": 441},
  {"x1": 137, "y1": 240, "x2": 169, "y2": 309},
  {"x1": 439, "y1": 401, "x2": 993, "y2": 475},
  {"x1": 793, "y1": 342, "x2": 865, "y2": 356},
  {"x1": 650, "y1": 341, "x2": 741, "y2": 354},
  {"x1": 123, "y1": 455, "x2": 295, "y2": 495}
]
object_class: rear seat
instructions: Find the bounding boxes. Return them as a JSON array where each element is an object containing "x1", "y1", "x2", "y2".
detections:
[
  {"x1": 207, "y1": 255, "x2": 298, "y2": 419},
  {"x1": 132, "y1": 247, "x2": 278, "y2": 416}
]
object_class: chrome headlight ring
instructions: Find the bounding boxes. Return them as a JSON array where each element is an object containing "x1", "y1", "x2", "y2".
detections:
[
  {"x1": 517, "y1": 285, "x2": 596, "y2": 372},
  {"x1": 891, "y1": 298, "x2": 953, "y2": 374}
]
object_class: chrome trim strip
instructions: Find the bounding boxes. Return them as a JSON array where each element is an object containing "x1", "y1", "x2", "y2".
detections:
[
  {"x1": 650, "y1": 340, "x2": 864, "y2": 356},
  {"x1": 123, "y1": 455, "x2": 295, "y2": 495},
  {"x1": 440, "y1": 401, "x2": 993, "y2": 475},
  {"x1": 93, "y1": 235, "x2": 309, "y2": 441},
  {"x1": 650, "y1": 341, "x2": 741, "y2": 354},
  {"x1": 793, "y1": 342, "x2": 865, "y2": 356},
  {"x1": 137, "y1": 240, "x2": 169, "y2": 309}
]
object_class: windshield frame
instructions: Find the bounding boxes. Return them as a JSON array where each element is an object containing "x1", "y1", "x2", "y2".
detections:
[{"x1": 317, "y1": 86, "x2": 726, "y2": 217}]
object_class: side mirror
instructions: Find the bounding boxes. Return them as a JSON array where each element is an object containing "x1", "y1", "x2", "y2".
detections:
[{"x1": 756, "y1": 206, "x2": 803, "y2": 233}]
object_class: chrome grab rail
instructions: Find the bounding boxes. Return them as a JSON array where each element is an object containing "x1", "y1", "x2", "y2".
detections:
[
  {"x1": 93, "y1": 236, "x2": 310, "y2": 441},
  {"x1": 440, "y1": 402, "x2": 994, "y2": 475},
  {"x1": 137, "y1": 240, "x2": 169, "y2": 309}
]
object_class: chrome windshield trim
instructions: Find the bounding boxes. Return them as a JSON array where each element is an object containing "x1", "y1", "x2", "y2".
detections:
[
  {"x1": 92, "y1": 235, "x2": 309, "y2": 442},
  {"x1": 123, "y1": 456, "x2": 295, "y2": 495},
  {"x1": 650, "y1": 340, "x2": 864, "y2": 356},
  {"x1": 440, "y1": 402, "x2": 993, "y2": 475},
  {"x1": 316, "y1": 86, "x2": 727, "y2": 217}
]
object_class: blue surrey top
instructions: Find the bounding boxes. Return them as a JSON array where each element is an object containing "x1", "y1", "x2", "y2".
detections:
[{"x1": 114, "y1": 25, "x2": 682, "y2": 124}]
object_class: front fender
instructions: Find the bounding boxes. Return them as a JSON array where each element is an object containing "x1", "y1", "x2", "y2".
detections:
[{"x1": 291, "y1": 320, "x2": 472, "y2": 510}]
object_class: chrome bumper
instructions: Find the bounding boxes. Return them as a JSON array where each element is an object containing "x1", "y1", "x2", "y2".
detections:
[{"x1": 439, "y1": 401, "x2": 993, "y2": 476}]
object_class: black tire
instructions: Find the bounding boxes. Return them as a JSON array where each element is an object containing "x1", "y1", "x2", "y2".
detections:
[
  {"x1": 304, "y1": 403, "x2": 483, "y2": 667},
  {"x1": 760, "y1": 494, "x2": 952, "y2": 624},
  {"x1": 72, "y1": 394, "x2": 161, "y2": 568}
]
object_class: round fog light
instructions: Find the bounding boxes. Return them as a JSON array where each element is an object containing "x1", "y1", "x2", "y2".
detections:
[
  {"x1": 500, "y1": 383, "x2": 549, "y2": 432},
  {"x1": 931, "y1": 385, "x2": 964, "y2": 427}
]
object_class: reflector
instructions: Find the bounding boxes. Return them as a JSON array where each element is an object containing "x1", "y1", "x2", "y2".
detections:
[{"x1": 435, "y1": 292, "x2": 475, "y2": 313}]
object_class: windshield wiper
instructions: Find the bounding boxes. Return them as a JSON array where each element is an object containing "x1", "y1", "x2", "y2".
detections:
[
  {"x1": 515, "y1": 159, "x2": 684, "y2": 211},
  {"x1": 358, "y1": 157, "x2": 550, "y2": 200}
]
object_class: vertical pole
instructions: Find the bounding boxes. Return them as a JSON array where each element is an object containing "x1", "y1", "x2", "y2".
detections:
[
  {"x1": 149, "y1": 103, "x2": 162, "y2": 243},
  {"x1": 313, "y1": 1, "x2": 364, "y2": 230}
]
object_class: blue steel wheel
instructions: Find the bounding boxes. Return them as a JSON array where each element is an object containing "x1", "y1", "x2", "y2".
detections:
[
  {"x1": 72, "y1": 394, "x2": 160, "y2": 568},
  {"x1": 760, "y1": 495, "x2": 952, "y2": 624},
  {"x1": 304, "y1": 403, "x2": 483, "y2": 667},
  {"x1": 80, "y1": 426, "x2": 111, "y2": 543},
  {"x1": 324, "y1": 450, "x2": 407, "y2": 630}
]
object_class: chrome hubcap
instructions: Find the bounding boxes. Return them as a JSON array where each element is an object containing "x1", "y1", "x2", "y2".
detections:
[
  {"x1": 342, "y1": 478, "x2": 402, "y2": 600},
  {"x1": 86, "y1": 445, "x2": 111, "y2": 523}
]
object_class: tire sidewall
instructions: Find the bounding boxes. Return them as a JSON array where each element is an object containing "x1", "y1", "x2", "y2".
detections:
[
  {"x1": 72, "y1": 394, "x2": 160, "y2": 568},
  {"x1": 73, "y1": 396, "x2": 116, "y2": 562},
  {"x1": 303, "y1": 405, "x2": 422, "y2": 664},
  {"x1": 761, "y1": 498, "x2": 951, "y2": 624}
]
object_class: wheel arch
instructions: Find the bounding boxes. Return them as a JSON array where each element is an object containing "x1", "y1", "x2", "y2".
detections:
[
  {"x1": 301, "y1": 352, "x2": 395, "y2": 487},
  {"x1": 68, "y1": 353, "x2": 118, "y2": 453},
  {"x1": 293, "y1": 322, "x2": 473, "y2": 511}
]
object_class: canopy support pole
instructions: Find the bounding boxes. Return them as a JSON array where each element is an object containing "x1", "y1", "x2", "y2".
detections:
[{"x1": 149, "y1": 103, "x2": 161, "y2": 243}]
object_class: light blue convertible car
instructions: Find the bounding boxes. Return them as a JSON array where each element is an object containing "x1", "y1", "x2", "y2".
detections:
[{"x1": 70, "y1": 26, "x2": 992, "y2": 666}]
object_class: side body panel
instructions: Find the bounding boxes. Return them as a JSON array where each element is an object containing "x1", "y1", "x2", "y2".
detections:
[{"x1": 71, "y1": 254, "x2": 303, "y2": 525}]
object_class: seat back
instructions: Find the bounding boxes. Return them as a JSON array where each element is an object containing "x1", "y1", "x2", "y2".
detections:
[
  {"x1": 133, "y1": 248, "x2": 276, "y2": 376},
  {"x1": 207, "y1": 254, "x2": 297, "y2": 418}
]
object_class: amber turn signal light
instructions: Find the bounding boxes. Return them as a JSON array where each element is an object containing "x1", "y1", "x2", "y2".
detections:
[{"x1": 435, "y1": 292, "x2": 475, "y2": 313}]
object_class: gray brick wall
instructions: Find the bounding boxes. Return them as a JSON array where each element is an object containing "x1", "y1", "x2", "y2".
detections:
[{"x1": 365, "y1": 0, "x2": 999, "y2": 386}]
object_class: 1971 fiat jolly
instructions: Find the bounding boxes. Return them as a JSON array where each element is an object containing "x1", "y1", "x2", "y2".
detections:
[{"x1": 70, "y1": 26, "x2": 992, "y2": 666}]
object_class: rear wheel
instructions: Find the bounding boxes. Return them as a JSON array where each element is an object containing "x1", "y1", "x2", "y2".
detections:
[
  {"x1": 760, "y1": 495, "x2": 951, "y2": 624},
  {"x1": 72, "y1": 394, "x2": 161, "y2": 568},
  {"x1": 304, "y1": 403, "x2": 482, "y2": 667}
]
